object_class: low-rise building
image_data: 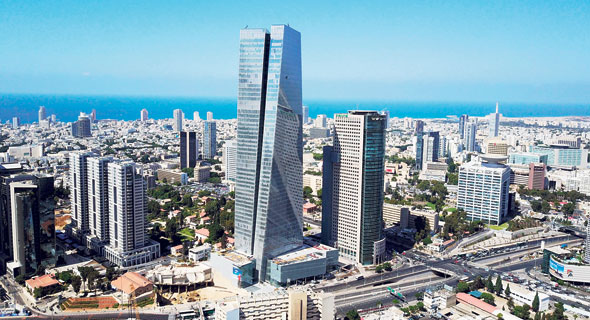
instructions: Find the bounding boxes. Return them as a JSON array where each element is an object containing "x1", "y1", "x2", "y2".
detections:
[
  {"x1": 424, "y1": 285, "x2": 456, "y2": 313},
  {"x1": 111, "y1": 272, "x2": 154, "y2": 303},
  {"x1": 156, "y1": 169, "x2": 188, "y2": 185},
  {"x1": 25, "y1": 274, "x2": 59, "y2": 293},
  {"x1": 269, "y1": 244, "x2": 339, "y2": 287},
  {"x1": 502, "y1": 281, "x2": 550, "y2": 312},
  {"x1": 196, "y1": 165, "x2": 211, "y2": 182},
  {"x1": 189, "y1": 243, "x2": 211, "y2": 262}
]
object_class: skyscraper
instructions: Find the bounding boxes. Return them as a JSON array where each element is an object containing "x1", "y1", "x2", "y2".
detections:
[
  {"x1": 459, "y1": 114, "x2": 469, "y2": 139},
  {"x1": 140, "y1": 108, "x2": 148, "y2": 122},
  {"x1": 12, "y1": 117, "x2": 19, "y2": 129},
  {"x1": 90, "y1": 109, "x2": 97, "y2": 123},
  {"x1": 381, "y1": 110, "x2": 390, "y2": 129},
  {"x1": 421, "y1": 132, "x2": 440, "y2": 169},
  {"x1": 489, "y1": 102, "x2": 500, "y2": 137},
  {"x1": 70, "y1": 152, "x2": 94, "y2": 238},
  {"x1": 322, "y1": 111, "x2": 387, "y2": 265},
  {"x1": 584, "y1": 222, "x2": 590, "y2": 264},
  {"x1": 104, "y1": 162, "x2": 159, "y2": 267},
  {"x1": 223, "y1": 140, "x2": 238, "y2": 182},
  {"x1": 302, "y1": 105, "x2": 309, "y2": 124},
  {"x1": 457, "y1": 156, "x2": 510, "y2": 225},
  {"x1": 464, "y1": 120, "x2": 477, "y2": 152},
  {"x1": 193, "y1": 111, "x2": 200, "y2": 121},
  {"x1": 173, "y1": 109, "x2": 183, "y2": 132},
  {"x1": 203, "y1": 121, "x2": 217, "y2": 159},
  {"x1": 87, "y1": 156, "x2": 113, "y2": 252},
  {"x1": 38, "y1": 106, "x2": 46, "y2": 123},
  {"x1": 235, "y1": 25, "x2": 303, "y2": 281},
  {"x1": 414, "y1": 120, "x2": 424, "y2": 135},
  {"x1": 207, "y1": 111, "x2": 213, "y2": 121},
  {"x1": 71, "y1": 113, "x2": 92, "y2": 137},
  {"x1": 315, "y1": 114, "x2": 327, "y2": 128},
  {"x1": 180, "y1": 131, "x2": 199, "y2": 169}
]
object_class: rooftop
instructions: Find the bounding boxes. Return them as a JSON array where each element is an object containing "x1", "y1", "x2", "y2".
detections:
[
  {"x1": 111, "y1": 272, "x2": 152, "y2": 295},
  {"x1": 271, "y1": 244, "x2": 336, "y2": 266},
  {"x1": 26, "y1": 274, "x2": 59, "y2": 289}
]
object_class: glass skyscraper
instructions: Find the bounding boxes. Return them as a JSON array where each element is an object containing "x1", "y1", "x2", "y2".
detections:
[
  {"x1": 203, "y1": 121, "x2": 217, "y2": 160},
  {"x1": 235, "y1": 25, "x2": 303, "y2": 281}
]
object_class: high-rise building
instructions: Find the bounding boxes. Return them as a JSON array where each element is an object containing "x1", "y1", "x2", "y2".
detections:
[
  {"x1": 381, "y1": 110, "x2": 390, "y2": 129},
  {"x1": 584, "y1": 223, "x2": 590, "y2": 264},
  {"x1": 70, "y1": 152, "x2": 94, "y2": 238},
  {"x1": 315, "y1": 114, "x2": 327, "y2": 128},
  {"x1": 193, "y1": 111, "x2": 200, "y2": 121},
  {"x1": 12, "y1": 117, "x2": 19, "y2": 129},
  {"x1": 459, "y1": 114, "x2": 469, "y2": 139},
  {"x1": 87, "y1": 157, "x2": 113, "y2": 252},
  {"x1": 223, "y1": 140, "x2": 238, "y2": 182},
  {"x1": 464, "y1": 120, "x2": 477, "y2": 152},
  {"x1": 439, "y1": 136, "x2": 448, "y2": 158},
  {"x1": 50, "y1": 114, "x2": 56, "y2": 123},
  {"x1": 90, "y1": 109, "x2": 97, "y2": 123},
  {"x1": 103, "y1": 162, "x2": 159, "y2": 267},
  {"x1": 71, "y1": 113, "x2": 92, "y2": 137},
  {"x1": 38, "y1": 106, "x2": 46, "y2": 123},
  {"x1": 173, "y1": 109, "x2": 183, "y2": 132},
  {"x1": 207, "y1": 111, "x2": 213, "y2": 121},
  {"x1": 414, "y1": 120, "x2": 424, "y2": 135},
  {"x1": 140, "y1": 108, "x2": 148, "y2": 122},
  {"x1": 302, "y1": 105, "x2": 309, "y2": 124},
  {"x1": 180, "y1": 131, "x2": 199, "y2": 169},
  {"x1": 422, "y1": 132, "x2": 440, "y2": 169},
  {"x1": 486, "y1": 137, "x2": 508, "y2": 156},
  {"x1": 528, "y1": 163, "x2": 546, "y2": 190},
  {"x1": 457, "y1": 156, "x2": 510, "y2": 225},
  {"x1": 203, "y1": 121, "x2": 217, "y2": 159},
  {"x1": 322, "y1": 111, "x2": 387, "y2": 265},
  {"x1": 235, "y1": 25, "x2": 303, "y2": 282},
  {"x1": 488, "y1": 103, "x2": 500, "y2": 137},
  {"x1": 6, "y1": 175, "x2": 56, "y2": 277}
]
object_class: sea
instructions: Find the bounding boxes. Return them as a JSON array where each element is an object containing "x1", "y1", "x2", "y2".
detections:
[{"x1": 1, "y1": 93, "x2": 589, "y2": 123}]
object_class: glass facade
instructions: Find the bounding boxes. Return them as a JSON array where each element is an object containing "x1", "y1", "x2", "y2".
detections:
[
  {"x1": 235, "y1": 25, "x2": 303, "y2": 282},
  {"x1": 529, "y1": 145, "x2": 588, "y2": 167},
  {"x1": 203, "y1": 121, "x2": 217, "y2": 160}
]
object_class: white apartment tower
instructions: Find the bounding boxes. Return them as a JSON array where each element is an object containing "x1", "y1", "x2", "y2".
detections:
[
  {"x1": 488, "y1": 102, "x2": 500, "y2": 137},
  {"x1": 69, "y1": 152, "x2": 94, "y2": 238},
  {"x1": 194, "y1": 111, "x2": 200, "y2": 121},
  {"x1": 104, "y1": 162, "x2": 160, "y2": 267},
  {"x1": 464, "y1": 120, "x2": 477, "y2": 152},
  {"x1": 223, "y1": 140, "x2": 238, "y2": 182},
  {"x1": 86, "y1": 156, "x2": 113, "y2": 252},
  {"x1": 173, "y1": 109, "x2": 183, "y2": 132},
  {"x1": 38, "y1": 106, "x2": 46, "y2": 123},
  {"x1": 207, "y1": 111, "x2": 213, "y2": 121},
  {"x1": 457, "y1": 156, "x2": 510, "y2": 225},
  {"x1": 140, "y1": 108, "x2": 148, "y2": 122},
  {"x1": 585, "y1": 222, "x2": 590, "y2": 264}
]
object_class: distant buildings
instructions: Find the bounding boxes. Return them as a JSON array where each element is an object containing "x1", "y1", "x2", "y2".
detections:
[
  {"x1": 457, "y1": 156, "x2": 510, "y2": 225},
  {"x1": 86, "y1": 156, "x2": 113, "y2": 252},
  {"x1": 488, "y1": 103, "x2": 500, "y2": 137},
  {"x1": 315, "y1": 114, "x2": 327, "y2": 128},
  {"x1": 180, "y1": 131, "x2": 199, "y2": 169},
  {"x1": 193, "y1": 111, "x2": 200, "y2": 121},
  {"x1": 529, "y1": 145, "x2": 588, "y2": 167},
  {"x1": 71, "y1": 113, "x2": 92, "y2": 137},
  {"x1": 322, "y1": 111, "x2": 387, "y2": 265},
  {"x1": 70, "y1": 152, "x2": 93, "y2": 237},
  {"x1": 463, "y1": 120, "x2": 477, "y2": 152},
  {"x1": 486, "y1": 137, "x2": 508, "y2": 156},
  {"x1": 203, "y1": 120, "x2": 217, "y2": 159},
  {"x1": 414, "y1": 119, "x2": 424, "y2": 135},
  {"x1": 7, "y1": 145, "x2": 44, "y2": 159},
  {"x1": 458, "y1": 114, "x2": 468, "y2": 140},
  {"x1": 414, "y1": 132, "x2": 439, "y2": 170},
  {"x1": 309, "y1": 127, "x2": 331, "y2": 139},
  {"x1": 173, "y1": 109, "x2": 183, "y2": 132},
  {"x1": 302, "y1": 105, "x2": 309, "y2": 124},
  {"x1": 585, "y1": 223, "x2": 590, "y2": 264},
  {"x1": 235, "y1": 25, "x2": 304, "y2": 282},
  {"x1": 528, "y1": 163, "x2": 546, "y2": 190},
  {"x1": 157, "y1": 169, "x2": 188, "y2": 185},
  {"x1": 223, "y1": 140, "x2": 237, "y2": 182},
  {"x1": 12, "y1": 117, "x2": 19, "y2": 129},
  {"x1": 508, "y1": 152, "x2": 548, "y2": 165},
  {"x1": 207, "y1": 111, "x2": 213, "y2": 121},
  {"x1": 38, "y1": 106, "x2": 46, "y2": 123},
  {"x1": 140, "y1": 108, "x2": 148, "y2": 122}
]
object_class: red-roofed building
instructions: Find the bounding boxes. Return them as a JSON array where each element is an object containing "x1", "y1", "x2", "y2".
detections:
[
  {"x1": 456, "y1": 292, "x2": 497, "y2": 314},
  {"x1": 26, "y1": 274, "x2": 59, "y2": 292},
  {"x1": 111, "y1": 272, "x2": 154, "y2": 303},
  {"x1": 195, "y1": 228, "x2": 210, "y2": 241},
  {"x1": 303, "y1": 202, "x2": 318, "y2": 214}
]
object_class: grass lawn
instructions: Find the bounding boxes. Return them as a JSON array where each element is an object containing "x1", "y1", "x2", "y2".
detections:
[
  {"x1": 426, "y1": 202, "x2": 436, "y2": 210},
  {"x1": 487, "y1": 222, "x2": 509, "y2": 230},
  {"x1": 179, "y1": 227, "x2": 195, "y2": 240},
  {"x1": 444, "y1": 207, "x2": 457, "y2": 212}
]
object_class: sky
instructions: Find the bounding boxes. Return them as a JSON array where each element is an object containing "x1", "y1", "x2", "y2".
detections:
[{"x1": 1, "y1": 0, "x2": 589, "y2": 103}]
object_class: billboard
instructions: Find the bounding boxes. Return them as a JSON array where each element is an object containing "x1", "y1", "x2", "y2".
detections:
[{"x1": 550, "y1": 257, "x2": 564, "y2": 276}]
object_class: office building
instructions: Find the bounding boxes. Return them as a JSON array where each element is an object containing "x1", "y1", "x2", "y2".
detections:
[
  {"x1": 70, "y1": 152, "x2": 94, "y2": 238},
  {"x1": 223, "y1": 140, "x2": 237, "y2": 182},
  {"x1": 173, "y1": 109, "x2": 183, "y2": 132},
  {"x1": 381, "y1": 110, "x2": 390, "y2": 129},
  {"x1": 322, "y1": 111, "x2": 387, "y2": 265},
  {"x1": 6, "y1": 175, "x2": 56, "y2": 277},
  {"x1": 414, "y1": 120, "x2": 424, "y2": 134},
  {"x1": 415, "y1": 132, "x2": 439, "y2": 170},
  {"x1": 104, "y1": 162, "x2": 160, "y2": 267},
  {"x1": 38, "y1": 106, "x2": 46, "y2": 123},
  {"x1": 180, "y1": 131, "x2": 199, "y2": 169},
  {"x1": 140, "y1": 108, "x2": 148, "y2": 122},
  {"x1": 12, "y1": 117, "x2": 19, "y2": 129},
  {"x1": 7, "y1": 145, "x2": 44, "y2": 159},
  {"x1": 193, "y1": 111, "x2": 200, "y2": 121},
  {"x1": 585, "y1": 223, "x2": 590, "y2": 264},
  {"x1": 302, "y1": 105, "x2": 309, "y2": 124},
  {"x1": 486, "y1": 137, "x2": 508, "y2": 156},
  {"x1": 488, "y1": 102, "x2": 500, "y2": 137},
  {"x1": 315, "y1": 114, "x2": 327, "y2": 128},
  {"x1": 269, "y1": 245, "x2": 338, "y2": 287},
  {"x1": 86, "y1": 156, "x2": 113, "y2": 252},
  {"x1": 457, "y1": 155, "x2": 510, "y2": 225},
  {"x1": 207, "y1": 111, "x2": 213, "y2": 121},
  {"x1": 463, "y1": 120, "x2": 477, "y2": 152},
  {"x1": 508, "y1": 152, "x2": 548, "y2": 165},
  {"x1": 196, "y1": 164, "x2": 211, "y2": 183},
  {"x1": 382, "y1": 204, "x2": 410, "y2": 227},
  {"x1": 528, "y1": 163, "x2": 546, "y2": 190},
  {"x1": 309, "y1": 127, "x2": 331, "y2": 139},
  {"x1": 235, "y1": 25, "x2": 304, "y2": 282},
  {"x1": 529, "y1": 145, "x2": 588, "y2": 167},
  {"x1": 458, "y1": 114, "x2": 469, "y2": 139},
  {"x1": 71, "y1": 113, "x2": 92, "y2": 137},
  {"x1": 203, "y1": 120, "x2": 217, "y2": 159},
  {"x1": 50, "y1": 114, "x2": 56, "y2": 123},
  {"x1": 156, "y1": 169, "x2": 188, "y2": 185},
  {"x1": 552, "y1": 136, "x2": 581, "y2": 149},
  {"x1": 438, "y1": 136, "x2": 448, "y2": 158}
]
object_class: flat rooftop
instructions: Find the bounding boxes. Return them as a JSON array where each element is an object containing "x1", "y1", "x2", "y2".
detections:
[{"x1": 272, "y1": 244, "x2": 336, "y2": 266}]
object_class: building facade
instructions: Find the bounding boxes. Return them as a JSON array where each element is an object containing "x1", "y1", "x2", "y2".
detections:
[
  {"x1": 458, "y1": 114, "x2": 468, "y2": 140},
  {"x1": 140, "y1": 108, "x2": 148, "y2": 122},
  {"x1": 203, "y1": 120, "x2": 217, "y2": 159},
  {"x1": 322, "y1": 111, "x2": 386, "y2": 265},
  {"x1": 70, "y1": 152, "x2": 94, "y2": 237},
  {"x1": 86, "y1": 156, "x2": 113, "y2": 252},
  {"x1": 463, "y1": 120, "x2": 477, "y2": 152},
  {"x1": 235, "y1": 25, "x2": 304, "y2": 282},
  {"x1": 223, "y1": 140, "x2": 237, "y2": 182},
  {"x1": 488, "y1": 103, "x2": 500, "y2": 137},
  {"x1": 173, "y1": 109, "x2": 183, "y2": 132},
  {"x1": 180, "y1": 131, "x2": 199, "y2": 169}
]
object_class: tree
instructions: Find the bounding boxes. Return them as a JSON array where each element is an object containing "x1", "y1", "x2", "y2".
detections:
[
  {"x1": 551, "y1": 302, "x2": 565, "y2": 320},
  {"x1": 561, "y1": 202, "x2": 575, "y2": 216},
  {"x1": 481, "y1": 292, "x2": 496, "y2": 305},
  {"x1": 15, "y1": 274, "x2": 25, "y2": 285},
  {"x1": 106, "y1": 266, "x2": 116, "y2": 281},
  {"x1": 303, "y1": 186, "x2": 313, "y2": 199},
  {"x1": 312, "y1": 153, "x2": 323, "y2": 161},
  {"x1": 181, "y1": 194, "x2": 193, "y2": 207},
  {"x1": 504, "y1": 283, "x2": 511, "y2": 297},
  {"x1": 33, "y1": 288, "x2": 43, "y2": 299},
  {"x1": 512, "y1": 304, "x2": 531, "y2": 320},
  {"x1": 198, "y1": 190, "x2": 212, "y2": 197},
  {"x1": 532, "y1": 292, "x2": 540, "y2": 312},
  {"x1": 486, "y1": 275, "x2": 494, "y2": 292},
  {"x1": 345, "y1": 309, "x2": 360, "y2": 320},
  {"x1": 417, "y1": 180, "x2": 430, "y2": 191},
  {"x1": 457, "y1": 281, "x2": 470, "y2": 293},
  {"x1": 541, "y1": 200, "x2": 551, "y2": 214},
  {"x1": 497, "y1": 313, "x2": 504, "y2": 320},
  {"x1": 415, "y1": 292, "x2": 424, "y2": 300},
  {"x1": 71, "y1": 275, "x2": 82, "y2": 293},
  {"x1": 383, "y1": 262, "x2": 392, "y2": 271},
  {"x1": 473, "y1": 276, "x2": 485, "y2": 290},
  {"x1": 78, "y1": 266, "x2": 94, "y2": 292},
  {"x1": 494, "y1": 275, "x2": 503, "y2": 295}
]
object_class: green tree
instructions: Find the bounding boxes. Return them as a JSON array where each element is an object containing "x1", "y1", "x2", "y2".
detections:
[
  {"x1": 33, "y1": 287, "x2": 43, "y2": 299},
  {"x1": 181, "y1": 194, "x2": 193, "y2": 207},
  {"x1": 457, "y1": 281, "x2": 470, "y2": 293},
  {"x1": 541, "y1": 200, "x2": 551, "y2": 214},
  {"x1": 15, "y1": 275, "x2": 25, "y2": 285},
  {"x1": 198, "y1": 190, "x2": 212, "y2": 197},
  {"x1": 303, "y1": 186, "x2": 313, "y2": 199},
  {"x1": 345, "y1": 309, "x2": 360, "y2": 320},
  {"x1": 71, "y1": 275, "x2": 82, "y2": 293},
  {"x1": 486, "y1": 275, "x2": 494, "y2": 292},
  {"x1": 561, "y1": 202, "x2": 575, "y2": 216},
  {"x1": 417, "y1": 180, "x2": 430, "y2": 191},
  {"x1": 312, "y1": 153, "x2": 323, "y2": 161},
  {"x1": 481, "y1": 292, "x2": 496, "y2": 305},
  {"x1": 165, "y1": 218, "x2": 179, "y2": 240},
  {"x1": 494, "y1": 275, "x2": 503, "y2": 295},
  {"x1": 504, "y1": 283, "x2": 511, "y2": 297},
  {"x1": 532, "y1": 292, "x2": 540, "y2": 312}
]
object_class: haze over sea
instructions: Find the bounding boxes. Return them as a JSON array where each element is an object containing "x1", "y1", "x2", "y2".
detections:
[{"x1": 1, "y1": 94, "x2": 589, "y2": 124}]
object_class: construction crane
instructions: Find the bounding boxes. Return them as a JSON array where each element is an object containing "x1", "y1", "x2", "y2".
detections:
[{"x1": 128, "y1": 284, "x2": 141, "y2": 320}]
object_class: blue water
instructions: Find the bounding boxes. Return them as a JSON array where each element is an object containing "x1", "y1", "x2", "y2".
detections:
[{"x1": 1, "y1": 93, "x2": 589, "y2": 123}]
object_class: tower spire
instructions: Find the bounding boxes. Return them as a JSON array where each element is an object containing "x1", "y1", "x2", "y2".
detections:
[{"x1": 496, "y1": 102, "x2": 499, "y2": 113}]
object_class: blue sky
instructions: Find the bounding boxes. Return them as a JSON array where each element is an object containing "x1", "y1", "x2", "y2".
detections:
[{"x1": 1, "y1": 1, "x2": 589, "y2": 103}]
